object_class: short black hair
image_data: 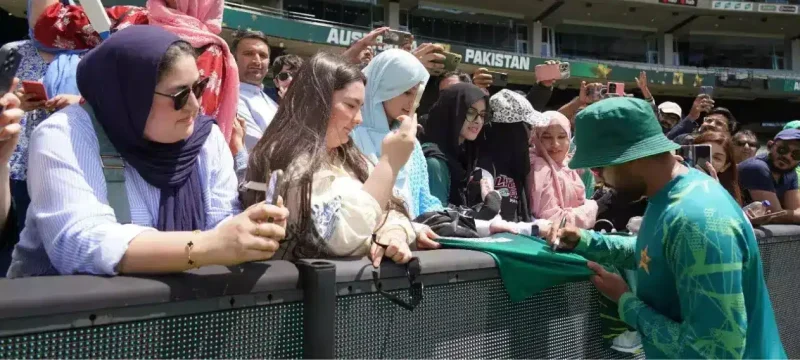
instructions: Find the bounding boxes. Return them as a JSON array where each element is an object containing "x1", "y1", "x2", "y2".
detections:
[
  {"x1": 271, "y1": 54, "x2": 304, "y2": 76},
  {"x1": 231, "y1": 30, "x2": 270, "y2": 54},
  {"x1": 734, "y1": 129, "x2": 756, "y2": 140},
  {"x1": 441, "y1": 70, "x2": 472, "y2": 84},
  {"x1": 709, "y1": 107, "x2": 738, "y2": 134}
]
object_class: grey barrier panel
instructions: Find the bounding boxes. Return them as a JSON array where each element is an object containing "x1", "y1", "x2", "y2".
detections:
[
  {"x1": 328, "y1": 249, "x2": 641, "y2": 359},
  {"x1": 755, "y1": 225, "x2": 800, "y2": 358},
  {"x1": 0, "y1": 261, "x2": 304, "y2": 359}
]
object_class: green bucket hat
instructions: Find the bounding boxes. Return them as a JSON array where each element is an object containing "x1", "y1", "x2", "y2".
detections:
[
  {"x1": 569, "y1": 97, "x2": 680, "y2": 169},
  {"x1": 783, "y1": 120, "x2": 800, "y2": 130}
]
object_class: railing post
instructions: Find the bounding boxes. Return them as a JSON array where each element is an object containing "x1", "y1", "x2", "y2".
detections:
[{"x1": 298, "y1": 261, "x2": 336, "y2": 359}]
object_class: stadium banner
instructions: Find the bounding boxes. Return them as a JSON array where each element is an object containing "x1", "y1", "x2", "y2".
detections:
[
  {"x1": 711, "y1": 1, "x2": 755, "y2": 12},
  {"x1": 222, "y1": 6, "x2": 797, "y2": 94},
  {"x1": 757, "y1": 4, "x2": 799, "y2": 14},
  {"x1": 658, "y1": 0, "x2": 697, "y2": 6}
]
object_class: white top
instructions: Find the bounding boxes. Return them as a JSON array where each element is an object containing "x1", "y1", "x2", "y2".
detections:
[{"x1": 237, "y1": 82, "x2": 279, "y2": 151}]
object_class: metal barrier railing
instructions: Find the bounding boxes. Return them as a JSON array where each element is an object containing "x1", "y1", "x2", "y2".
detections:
[{"x1": 1, "y1": 225, "x2": 799, "y2": 358}]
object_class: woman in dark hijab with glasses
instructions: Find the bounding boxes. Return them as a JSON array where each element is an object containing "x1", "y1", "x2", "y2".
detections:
[
  {"x1": 421, "y1": 83, "x2": 488, "y2": 207},
  {"x1": 8, "y1": 26, "x2": 288, "y2": 278}
]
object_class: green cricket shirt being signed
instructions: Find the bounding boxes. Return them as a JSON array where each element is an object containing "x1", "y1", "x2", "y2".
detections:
[{"x1": 576, "y1": 168, "x2": 786, "y2": 359}]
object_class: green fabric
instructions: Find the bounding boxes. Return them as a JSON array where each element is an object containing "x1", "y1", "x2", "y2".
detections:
[
  {"x1": 783, "y1": 120, "x2": 800, "y2": 130},
  {"x1": 577, "y1": 169, "x2": 786, "y2": 359},
  {"x1": 580, "y1": 169, "x2": 596, "y2": 199},
  {"x1": 438, "y1": 234, "x2": 593, "y2": 302},
  {"x1": 425, "y1": 156, "x2": 450, "y2": 207},
  {"x1": 82, "y1": 103, "x2": 132, "y2": 224},
  {"x1": 569, "y1": 98, "x2": 680, "y2": 170}
]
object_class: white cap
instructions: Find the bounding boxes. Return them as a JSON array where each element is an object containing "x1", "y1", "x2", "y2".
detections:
[{"x1": 658, "y1": 101, "x2": 682, "y2": 118}]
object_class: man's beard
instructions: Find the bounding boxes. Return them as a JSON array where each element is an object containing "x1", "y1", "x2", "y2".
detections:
[{"x1": 768, "y1": 154, "x2": 797, "y2": 175}]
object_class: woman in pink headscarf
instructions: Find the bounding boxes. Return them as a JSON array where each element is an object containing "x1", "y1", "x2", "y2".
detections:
[
  {"x1": 527, "y1": 111, "x2": 598, "y2": 229},
  {"x1": 31, "y1": 0, "x2": 239, "y2": 142}
]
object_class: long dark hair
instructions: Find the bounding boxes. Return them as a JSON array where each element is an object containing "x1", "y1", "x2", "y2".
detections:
[
  {"x1": 694, "y1": 131, "x2": 743, "y2": 205},
  {"x1": 241, "y1": 52, "x2": 407, "y2": 257}
]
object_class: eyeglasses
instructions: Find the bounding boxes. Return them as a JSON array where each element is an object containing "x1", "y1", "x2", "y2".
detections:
[
  {"x1": 370, "y1": 235, "x2": 424, "y2": 311},
  {"x1": 776, "y1": 144, "x2": 800, "y2": 161},
  {"x1": 466, "y1": 108, "x2": 488, "y2": 124},
  {"x1": 154, "y1": 77, "x2": 209, "y2": 111},
  {"x1": 277, "y1": 71, "x2": 294, "y2": 82},
  {"x1": 734, "y1": 139, "x2": 758, "y2": 148}
]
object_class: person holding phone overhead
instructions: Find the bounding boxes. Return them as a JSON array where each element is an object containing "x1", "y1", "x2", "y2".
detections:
[
  {"x1": 7, "y1": 26, "x2": 288, "y2": 278},
  {"x1": 551, "y1": 97, "x2": 785, "y2": 359}
]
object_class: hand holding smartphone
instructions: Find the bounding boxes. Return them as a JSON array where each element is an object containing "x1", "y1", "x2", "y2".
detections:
[
  {"x1": 485, "y1": 71, "x2": 508, "y2": 87},
  {"x1": 22, "y1": 81, "x2": 48, "y2": 102}
]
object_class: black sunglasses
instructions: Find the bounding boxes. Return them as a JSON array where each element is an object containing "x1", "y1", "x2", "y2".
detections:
[
  {"x1": 776, "y1": 144, "x2": 800, "y2": 161},
  {"x1": 277, "y1": 72, "x2": 294, "y2": 82},
  {"x1": 734, "y1": 139, "x2": 758, "y2": 148},
  {"x1": 155, "y1": 77, "x2": 209, "y2": 111}
]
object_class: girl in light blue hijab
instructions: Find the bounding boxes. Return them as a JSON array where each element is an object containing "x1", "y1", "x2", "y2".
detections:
[{"x1": 352, "y1": 49, "x2": 444, "y2": 218}]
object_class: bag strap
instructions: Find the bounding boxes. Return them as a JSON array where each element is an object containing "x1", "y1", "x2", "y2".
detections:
[{"x1": 81, "y1": 103, "x2": 132, "y2": 224}]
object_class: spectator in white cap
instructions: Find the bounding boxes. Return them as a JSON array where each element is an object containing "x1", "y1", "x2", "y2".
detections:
[{"x1": 656, "y1": 101, "x2": 681, "y2": 133}]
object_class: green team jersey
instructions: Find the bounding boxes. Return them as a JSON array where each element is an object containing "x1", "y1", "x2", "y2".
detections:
[{"x1": 576, "y1": 168, "x2": 785, "y2": 359}]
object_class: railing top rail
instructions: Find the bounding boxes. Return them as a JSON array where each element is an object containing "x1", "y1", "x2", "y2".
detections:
[
  {"x1": 0, "y1": 224, "x2": 796, "y2": 321},
  {"x1": 0, "y1": 260, "x2": 299, "y2": 321}
]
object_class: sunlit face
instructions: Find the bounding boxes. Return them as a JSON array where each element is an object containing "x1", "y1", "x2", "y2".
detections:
[
  {"x1": 326, "y1": 81, "x2": 365, "y2": 149},
  {"x1": 538, "y1": 124, "x2": 570, "y2": 164},
  {"x1": 705, "y1": 141, "x2": 730, "y2": 173},
  {"x1": 439, "y1": 75, "x2": 461, "y2": 91},
  {"x1": 357, "y1": 48, "x2": 373, "y2": 64},
  {"x1": 732, "y1": 133, "x2": 758, "y2": 164},
  {"x1": 459, "y1": 99, "x2": 486, "y2": 142},
  {"x1": 700, "y1": 114, "x2": 730, "y2": 134},
  {"x1": 768, "y1": 139, "x2": 800, "y2": 172},
  {"x1": 145, "y1": 54, "x2": 200, "y2": 143},
  {"x1": 235, "y1": 38, "x2": 270, "y2": 86},
  {"x1": 382, "y1": 84, "x2": 419, "y2": 122}
]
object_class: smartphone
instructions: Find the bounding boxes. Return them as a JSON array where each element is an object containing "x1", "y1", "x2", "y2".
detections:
[
  {"x1": 558, "y1": 62, "x2": 571, "y2": 80},
  {"x1": 586, "y1": 85, "x2": 604, "y2": 102},
  {"x1": 535, "y1": 63, "x2": 560, "y2": 82},
  {"x1": 0, "y1": 42, "x2": 22, "y2": 96},
  {"x1": 678, "y1": 144, "x2": 711, "y2": 171},
  {"x1": 607, "y1": 82, "x2": 625, "y2": 97},
  {"x1": 381, "y1": 30, "x2": 413, "y2": 46},
  {"x1": 486, "y1": 70, "x2": 508, "y2": 87},
  {"x1": 22, "y1": 80, "x2": 48, "y2": 101},
  {"x1": 440, "y1": 51, "x2": 462, "y2": 72},
  {"x1": 750, "y1": 210, "x2": 787, "y2": 223},
  {"x1": 699, "y1": 86, "x2": 714, "y2": 97},
  {"x1": 264, "y1": 170, "x2": 284, "y2": 205}
]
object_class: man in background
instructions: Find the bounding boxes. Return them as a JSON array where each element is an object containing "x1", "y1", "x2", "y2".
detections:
[
  {"x1": 656, "y1": 101, "x2": 681, "y2": 133},
  {"x1": 233, "y1": 30, "x2": 278, "y2": 151},
  {"x1": 739, "y1": 129, "x2": 800, "y2": 225}
]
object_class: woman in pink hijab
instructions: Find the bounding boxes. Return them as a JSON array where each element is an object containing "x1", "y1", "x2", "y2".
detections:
[
  {"x1": 527, "y1": 111, "x2": 598, "y2": 229},
  {"x1": 31, "y1": 0, "x2": 239, "y2": 142}
]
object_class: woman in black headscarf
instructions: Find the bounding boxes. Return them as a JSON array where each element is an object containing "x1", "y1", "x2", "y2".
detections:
[
  {"x1": 8, "y1": 25, "x2": 287, "y2": 278},
  {"x1": 421, "y1": 83, "x2": 489, "y2": 208}
]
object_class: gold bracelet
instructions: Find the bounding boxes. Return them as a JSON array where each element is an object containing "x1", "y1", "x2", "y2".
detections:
[{"x1": 187, "y1": 230, "x2": 200, "y2": 268}]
